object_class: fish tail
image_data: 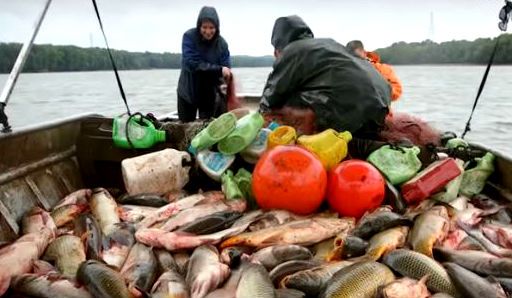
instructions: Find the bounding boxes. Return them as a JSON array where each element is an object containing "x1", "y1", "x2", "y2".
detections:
[
  {"x1": 326, "y1": 247, "x2": 342, "y2": 262},
  {"x1": 219, "y1": 236, "x2": 245, "y2": 249}
]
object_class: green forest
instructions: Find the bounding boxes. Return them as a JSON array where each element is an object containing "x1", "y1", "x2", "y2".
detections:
[
  {"x1": 376, "y1": 34, "x2": 512, "y2": 64},
  {"x1": 1, "y1": 33, "x2": 512, "y2": 73},
  {"x1": 0, "y1": 43, "x2": 274, "y2": 73}
]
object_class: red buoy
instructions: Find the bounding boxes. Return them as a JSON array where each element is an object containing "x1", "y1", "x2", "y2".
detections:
[
  {"x1": 328, "y1": 160, "x2": 385, "y2": 218},
  {"x1": 252, "y1": 146, "x2": 327, "y2": 215}
]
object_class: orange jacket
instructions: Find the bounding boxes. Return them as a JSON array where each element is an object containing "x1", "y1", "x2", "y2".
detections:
[{"x1": 366, "y1": 52, "x2": 402, "y2": 101}]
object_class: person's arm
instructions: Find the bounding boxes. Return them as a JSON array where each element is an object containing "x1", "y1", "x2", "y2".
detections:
[
  {"x1": 388, "y1": 69, "x2": 403, "y2": 101},
  {"x1": 260, "y1": 49, "x2": 303, "y2": 110},
  {"x1": 380, "y1": 64, "x2": 403, "y2": 101},
  {"x1": 220, "y1": 39, "x2": 231, "y2": 68},
  {"x1": 182, "y1": 32, "x2": 222, "y2": 74}
]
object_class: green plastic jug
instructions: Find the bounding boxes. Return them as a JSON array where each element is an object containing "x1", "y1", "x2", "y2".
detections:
[
  {"x1": 446, "y1": 138, "x2": 469, "y2": 149},
  {"x1": 234, "y1": 168, "x2": 256, "y2": 209},
  {"x1": 221, "y1": 170, "x2": 244, "y2": 201},
  {"x1": 460, "y1": 152, "x2": 495, "y2": 197},
  {"x1": 112, "y1": 114, "x2": 166, "y2": 149},
  {"x1": 367, "y1": 145, "x2": 422, "y2": 185},
  {"x1": 218, "y1": 112, "x2": 264, "y2": 155},
  {"x1": 190, "y1": 112, "x2": 237, "y2": 153}
]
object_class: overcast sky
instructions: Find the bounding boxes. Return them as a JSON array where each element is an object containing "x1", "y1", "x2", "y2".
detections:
[{"x1": 0, "y1": 0, "x2": 506, "y2": 56}]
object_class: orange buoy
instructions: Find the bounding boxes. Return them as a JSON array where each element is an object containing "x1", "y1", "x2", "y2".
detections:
[
  {"x1": 252, "y1": 145, "x2": 327, "y2": 215},
  {"x1": 327, "y1": 160, "x2": 385, "y2": 218}
]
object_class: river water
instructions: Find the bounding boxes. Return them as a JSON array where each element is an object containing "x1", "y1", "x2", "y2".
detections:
[{"x1": 0, "y1": 65, "x2": 511, "y2": 155}]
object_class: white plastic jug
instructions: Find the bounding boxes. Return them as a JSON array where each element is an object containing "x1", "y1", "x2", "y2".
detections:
[
  {"x1": 197, "y1": 150, "x2": 236, "y2": 181},
  {"x1": 121, "y1": 148, "x2": 191, "y2": 195},
  {"x1": 240, "y1": 128, "x2": 271, "y2": 164}
]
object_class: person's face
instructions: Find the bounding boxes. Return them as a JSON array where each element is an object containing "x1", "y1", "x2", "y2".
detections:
[
  {"x1": 200, "y1": 21, "x2": 216, "y2": 40},
  {"x1": 355, "y1": 48, "x2": 366, "y2": 59},
  {"x1": 274, "y1": 49, "x2": 282, "y2": 59}
]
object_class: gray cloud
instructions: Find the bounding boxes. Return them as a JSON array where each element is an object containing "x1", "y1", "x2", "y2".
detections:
[{"x1": 0, "y1": 0, "x2": 504, "y2": 55}]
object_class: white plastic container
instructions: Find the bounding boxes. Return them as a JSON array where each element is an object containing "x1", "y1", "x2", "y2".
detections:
[
  {"x1": 121, "y1": 148, "x2": 191, "y2": 195},
  {"x1": 197, "y1": 149, "x2": 236, "y2": 181},
  {"x1": 240, "y1": 128, "x2": 271, "y2": 164}
]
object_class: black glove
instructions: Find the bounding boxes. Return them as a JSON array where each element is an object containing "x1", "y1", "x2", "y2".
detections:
[{"x1": 0, "y1": 103, "x2": 11, "y2": 133}]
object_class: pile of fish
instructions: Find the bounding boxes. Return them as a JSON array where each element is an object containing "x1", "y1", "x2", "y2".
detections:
[{"x1": 1, "y1": 185, "x2": 512, "y2": 298}]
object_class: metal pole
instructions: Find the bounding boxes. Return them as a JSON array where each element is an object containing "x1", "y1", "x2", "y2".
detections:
[{"x1": 0, "y1": 0, "x2": 52, "y2": 132}]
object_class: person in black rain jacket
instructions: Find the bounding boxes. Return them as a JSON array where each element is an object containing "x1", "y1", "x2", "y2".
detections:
[
  {"x1": 177, "y1": 6, "x2": 231, "y2": 122},
  {"x1": 260, "y1": 15, "x2": 391, "y2": 137}
]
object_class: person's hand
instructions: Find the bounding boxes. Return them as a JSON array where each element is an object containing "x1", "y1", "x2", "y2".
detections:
[{"x1": 222, "y1": 67, "x2": 231, "y2": 80}]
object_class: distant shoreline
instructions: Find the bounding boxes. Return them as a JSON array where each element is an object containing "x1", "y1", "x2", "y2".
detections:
[
  {"x1": 2, "y1": 64, "x2": 508, "y2": 76},
  {"x1": 2, "y1": 34, "x2": 512, "y2": 73}
]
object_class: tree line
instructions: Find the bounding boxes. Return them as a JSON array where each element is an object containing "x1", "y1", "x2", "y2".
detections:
[
  {"x1": 376, "y1": 34, "x2": 512, "y2": 65},
  {"x1": 0, "y1": 43, "x2": 275, "y2": 73},
  {"x1": 2, "y1": 34, "x2": 512, "y2": 73}
]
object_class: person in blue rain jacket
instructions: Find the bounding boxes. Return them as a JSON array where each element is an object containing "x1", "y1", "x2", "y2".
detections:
[{"x1": 177, "y1": 6, "x2": 231, "y2": 122}]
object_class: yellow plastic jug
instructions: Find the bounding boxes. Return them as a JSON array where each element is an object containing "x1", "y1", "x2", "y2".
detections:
[
  {"x1": 267, "y1": 126, "x2": 297, "y2": 150},
  {"x1": 297, "y1": 129, "x2": 352, "y2": 170}
]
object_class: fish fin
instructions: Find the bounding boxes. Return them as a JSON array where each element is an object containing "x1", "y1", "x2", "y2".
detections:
[
  {"x1": 80, "y1": 231, "x2": 91, "y2": 243},
  {"x1": 116, "y1": 206, "x2": 123, "y2": 216},
  {"x1": 326, "y1": 247, "x2": 342, "y2": 262},
  {"x1": 418, "y1": 274, "x2": 430, "y2": 285},
  {"x1": 375, "y1": 285, "x2": 387, "y2": 298},
  {"x1": 220, "y1": 236, "x2": 245, "y2": 249},
  {"x1": 487, "y1": 275, "x2": 499, "y2": 284},
  {"x1": 435, "y1": 201, "x2": 459, "y2": 217},
  {"x1": 365, "y1": 248, "x2": 385, "y2": 261},
  {"x1": 102, "y1": 234, "x2": 116, "y2": 249},
  {"x1": 131, "y1": 285, "x2": 150, "y2": 298},
  {"x1": 346, "y1": 255, "x2": 372, "y2": 263},
  {"x1": 398, "y1": 217, "x2": 414, "y2": 227}
]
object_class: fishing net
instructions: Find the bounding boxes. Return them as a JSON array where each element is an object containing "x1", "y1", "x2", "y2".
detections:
[
  {"x1": 160, "y1": 120, "x2": 209, "y2": 151},
  {"x1": 379, "y1": 112, "x2": 442, "y2": 147},
  {"x1": 227, "y1": 75, "x2": 242, "y2": 111}
]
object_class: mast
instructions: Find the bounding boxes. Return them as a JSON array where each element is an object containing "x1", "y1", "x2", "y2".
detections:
[{"x1": 0, "y1": 0, "x2": 53, "y2": 133}]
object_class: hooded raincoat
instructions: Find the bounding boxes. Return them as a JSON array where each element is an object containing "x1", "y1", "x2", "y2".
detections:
[
  {"x1": 177, "y1": 6, "x2": 231, "y2": 121},
  {"x1": 366, "y1": 51, "x2": 402, "y2": 101},
  {"x1": 260, "y1": 16, "x2": 391, "y2": 135}
]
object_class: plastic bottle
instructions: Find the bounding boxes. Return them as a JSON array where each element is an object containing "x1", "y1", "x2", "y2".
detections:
[
  {"x1": 190, "y1": 112, "x2": 237, "y2": 152},
  {"x1": 217, "y1": 112, "x2": 264, "y2": 155},
  {"x1": 197, "y1": 150, "x2": 236, "y2": 181},
  {"x1": 267, "y1": 121, "x2": 280, "y2": 131},
  {"x1": 459, "y1": 152, "x2": 495, "y2": 197},
  {"x1": 112, "y1": 114, "x2": 166, "y2": 149},
  {"x1": 221, "y1": 170, "x2": 244, "y2": 201},
  {"x1": 297, "y1": 129, "x2": 352, "y2": 170},
  {"x1": 240, "y1": 128, "x2": 272, "y2": 164},
  {"x1": 367, "y1": 145, "x2": 422, "y2": 185},
  {"x1": 445, "y1": 138, "x2": 469, "y2": 149},
  {"x1": 121, "y1": 149, "x2": 191, "y2": 195},
  {"x1": 234, "y1": 168, "x2": 255, "y2": 208},
  {"x1": 401, "y1": 158, "x2": 462, "y2": 204},
  {"x1": 267, "y1": 126, "x2": 297, "y2": 150},
  {"x1": 230, "y1": 108, "x2": 251, "y2": 119}
]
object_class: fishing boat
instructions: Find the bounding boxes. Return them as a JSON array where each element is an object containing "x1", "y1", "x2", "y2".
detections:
[
  {"x1": 0, "y1": 94, "x2": 510, "y2": 243},
  {"x1": 0, "y1": 0, "x2": 511, "y2": 245}
]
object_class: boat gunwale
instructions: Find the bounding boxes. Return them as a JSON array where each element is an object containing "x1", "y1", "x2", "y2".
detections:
[{"x1": 0, "y1": 112, "x2": 102, "y2": 140}]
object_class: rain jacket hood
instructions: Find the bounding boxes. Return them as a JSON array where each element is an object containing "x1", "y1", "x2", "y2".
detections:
[
  {"x1": 196, "y1": 6, "x2": 220, "y2": 38},
  {"x1": 366, "y1": 51, "x2": 381, "y2": 63},
  {"x1": 271, "y1": 15, "x2": 314, "y2": 50}
]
